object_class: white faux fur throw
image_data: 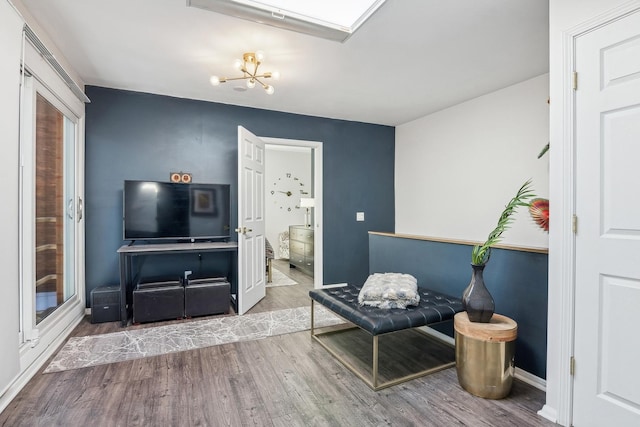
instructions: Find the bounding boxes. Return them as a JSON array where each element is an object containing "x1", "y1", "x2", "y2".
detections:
[{"x1": 358, "y1": 273, "x2": 420, "y2": 309}]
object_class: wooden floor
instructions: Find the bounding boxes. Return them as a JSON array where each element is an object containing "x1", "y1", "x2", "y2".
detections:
[
  {"x1": 0, "y1": 263, "x2": 555, "y2": 427},
  {"x1": 247, "y1": 259, "x2": 315, "y2": 314}
]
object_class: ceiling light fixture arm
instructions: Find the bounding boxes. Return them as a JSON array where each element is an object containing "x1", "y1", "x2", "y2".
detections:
[{"x1": 217, "y1": 73, "x2": 273, "y2": 83}]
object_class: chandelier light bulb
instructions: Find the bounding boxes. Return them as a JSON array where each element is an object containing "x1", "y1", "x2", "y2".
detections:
[
  {"x1": 265, "y1": 85, "x2": 274, "y2": 95},
  {"x1": 271, "y1": 70, "x2": 280, "y2": 80},
  {"x1": 255, "y1": 51, "x2": 265, "y2": 62},
  {"x1": 209, "y1": 75, "x2": 220, "y2": 86},
  {"x1": 246, "y1": 79, "x2": 256, "y2": 89},
  {"x1": 233, "y1": 58, "x2": 243, "y2": 70}
]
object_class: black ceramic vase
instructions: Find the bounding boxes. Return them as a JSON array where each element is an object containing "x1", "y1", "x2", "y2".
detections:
[{"x1": 462, "y1": 263, "x2": 495, "y2": 323}]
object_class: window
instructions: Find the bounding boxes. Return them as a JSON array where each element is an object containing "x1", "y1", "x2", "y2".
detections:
[
  {"x1": 33, "y1": 92, "x2": 77, "y2": 324},
  {"x1": 19, "y1": 37, "x2": 86, "y2": 351}
]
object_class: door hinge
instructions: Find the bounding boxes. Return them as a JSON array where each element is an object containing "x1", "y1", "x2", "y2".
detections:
[
  {"x1": 572, "y1": 71, "x2": 578, "y2": 90},
  {"x1": 572, "y1": 214, "x2": 578, "y2": 234},
  {"x1": 570, "y1": 356, "x2": 575, "y2": 376}
]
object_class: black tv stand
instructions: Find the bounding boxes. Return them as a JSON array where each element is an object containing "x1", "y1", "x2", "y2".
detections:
[{"x1": 117, "y1": 241, "x2": 238, "y2": 326}]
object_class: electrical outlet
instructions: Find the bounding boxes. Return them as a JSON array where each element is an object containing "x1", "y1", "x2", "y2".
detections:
[{"x1": 356, "y1": 212, "x2": 365, "y2": 221}]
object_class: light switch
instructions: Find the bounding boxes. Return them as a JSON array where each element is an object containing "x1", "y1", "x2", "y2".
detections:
[{"x1": 356, "y1": 212, "x2": 365, "y2": 221}]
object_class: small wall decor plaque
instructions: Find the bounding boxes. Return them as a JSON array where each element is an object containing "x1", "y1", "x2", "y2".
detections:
[{"x1": 170, "y1": 172, "x2": 192, "y2": 183}]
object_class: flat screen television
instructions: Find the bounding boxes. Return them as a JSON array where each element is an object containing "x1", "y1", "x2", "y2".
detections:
[{"x1": 123, "y1": 180, "x2": 231, "y2": 241}]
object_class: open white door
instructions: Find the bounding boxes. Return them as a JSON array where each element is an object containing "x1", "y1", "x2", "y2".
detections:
[
  {"x1": 573, "y1": 10, "x2": 640, "y2": 426},
  {"x1": 237, "y1": 126, "x2": 266, "y2": 315}
]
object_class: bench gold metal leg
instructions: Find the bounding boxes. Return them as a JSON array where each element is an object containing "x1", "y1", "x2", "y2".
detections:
[
  {"x1": 373, "y1": 335, "x2": 379, "y2": 389},
  {"x1": 310, "y1": 299, "x2": 315, "y2": 336}
]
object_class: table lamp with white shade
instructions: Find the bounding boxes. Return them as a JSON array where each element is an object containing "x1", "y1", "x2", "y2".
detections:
[{"x1": 300, "y1": 197, "x2": 315, "y2": 228}]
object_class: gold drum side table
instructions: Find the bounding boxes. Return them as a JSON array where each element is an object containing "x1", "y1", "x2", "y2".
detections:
[{"x1": 454, "y1": 312, "x2": 518, "y2": 399}]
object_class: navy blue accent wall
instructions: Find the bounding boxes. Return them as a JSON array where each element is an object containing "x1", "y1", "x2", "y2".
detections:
[
  {"x1": 85, "y1": 87, "x2": 394, "y2": 300},
  {"x1": 369, "y1": 233, "x2": 548, "y2": 379}
]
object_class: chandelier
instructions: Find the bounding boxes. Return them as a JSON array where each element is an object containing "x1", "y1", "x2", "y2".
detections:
[{"x1": 210, "y1": 52, "x2": 279, "y2": 95}]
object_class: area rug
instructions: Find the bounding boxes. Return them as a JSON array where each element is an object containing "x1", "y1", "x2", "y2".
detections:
[
  {"x1": 266, "y1": 268, "x2": 298, "y2": 287},
  {"x1": 44, "y1": 305, "x2": 342, "y2": 373}
]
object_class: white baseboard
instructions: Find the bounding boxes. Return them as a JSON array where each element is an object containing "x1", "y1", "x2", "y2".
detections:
[
  {"x1": 537, "y1": 404, "x2": 558, "y2": 423},
  {"x1": 321, "y1": 283, "x2": 348, "y2": 288},
  {"x1": 420, "y1": 325, "x2": 454, "y2": 345},
  {"x1": 0, "y1": 313, "x2": 84, "y2": 414},
  {"x1": 515, "y1": 367, "x2": 546, "y2": 391}
]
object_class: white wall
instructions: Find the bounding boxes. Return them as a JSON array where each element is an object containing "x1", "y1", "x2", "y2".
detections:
[
  {"x1": 545, "y1": 1, "x2": 639, "y2": 424},
  {"x1": 265, "y1": 146, "x2": 312, "y2": 258},
  {"x1": 396, "y1": 74, "x2": 550, "y2": 249},
  {"x1": 0, "y1": 0, "x2": 25, "y2": 398}
]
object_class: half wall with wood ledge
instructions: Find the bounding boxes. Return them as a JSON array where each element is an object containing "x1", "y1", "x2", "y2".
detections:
[{"x1": 368, "y1": 231, "x2": 548, "y2": 381}]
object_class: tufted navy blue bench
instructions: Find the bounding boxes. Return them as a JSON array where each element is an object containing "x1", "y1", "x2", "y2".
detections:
[{"x1": 309, "y1": 284, "x2": 463, "y2": 390}]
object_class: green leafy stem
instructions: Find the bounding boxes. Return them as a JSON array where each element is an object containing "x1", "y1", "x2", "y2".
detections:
[{"x1": 471, "y1": 179, "x2": 535, "y2": 266}]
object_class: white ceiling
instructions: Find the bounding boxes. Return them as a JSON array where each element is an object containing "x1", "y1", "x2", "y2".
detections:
[{"x1": 18, "y1": 0, "x2": 549, "y2": 126}]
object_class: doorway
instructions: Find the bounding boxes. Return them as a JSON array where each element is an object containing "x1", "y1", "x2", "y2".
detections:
[{"x1": 250, "y1": 137, "x2": 323, "y2": 314}]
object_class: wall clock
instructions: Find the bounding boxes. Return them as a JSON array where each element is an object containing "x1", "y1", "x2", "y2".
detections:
[{"x1": 270, "y1": 172, "x2": 309, "y2": 211}]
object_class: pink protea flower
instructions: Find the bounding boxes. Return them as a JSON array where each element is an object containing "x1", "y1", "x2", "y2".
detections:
[{"x1": 529, "y1": 198, "x2": 549, "y2": 232}]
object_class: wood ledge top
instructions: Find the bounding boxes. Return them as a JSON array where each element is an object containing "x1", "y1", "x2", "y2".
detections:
[
  {"x1": 454, "y1": 312, "x2": 518, "y2": 342},
  {"x1": 368, "y1": 231, "x2": 548, "y2": 255}
]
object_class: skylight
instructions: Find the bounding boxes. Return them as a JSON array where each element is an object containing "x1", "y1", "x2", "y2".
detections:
[
  {"x1": 245, "y1": 0, "x2": 385, "y2": 29},
  {"x1": 187, "y1": 0, "x2": 387, "y2": 42}
]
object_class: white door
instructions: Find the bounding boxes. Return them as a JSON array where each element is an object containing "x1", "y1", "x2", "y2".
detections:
[
  {"x1": 20, "y1": 76, "x2": 82, "y2": 336},
  {"x1": 573, "y1": 10, "x2": 640, "y2": 426},
  {"x1": 237, "y1": 126, "x2": 266, "y2": 314}
]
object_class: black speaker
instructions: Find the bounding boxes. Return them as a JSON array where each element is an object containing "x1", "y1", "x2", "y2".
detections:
[{"x1": 91, "y1": 285, "x2": 121, "y2": 324}]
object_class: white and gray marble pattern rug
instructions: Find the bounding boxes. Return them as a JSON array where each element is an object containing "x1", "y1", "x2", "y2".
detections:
[{"x1": 45, "y1": 305, "x2": 342, "y2": 373}]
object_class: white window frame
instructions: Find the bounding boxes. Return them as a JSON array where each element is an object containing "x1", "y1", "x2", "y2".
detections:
[{"x1": 18, "y1": 38, "x2": 86, "y2": 368}]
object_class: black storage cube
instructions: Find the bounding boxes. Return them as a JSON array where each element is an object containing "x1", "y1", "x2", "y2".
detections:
[
  {"x1": 185, "y1": 277, "x2": 230, "y2": 317},
  {"x1": 133, "y1": 280, "x2": 184, "y2": 324},
  {"x1": 91, "y1": 285, "x2": 121, "y2": 324},
  {"x1": 137, "y1": 277, "x2": 183, "y2": 289}
]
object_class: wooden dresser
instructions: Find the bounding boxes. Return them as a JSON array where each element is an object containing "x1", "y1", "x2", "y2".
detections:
[{"x1": 289, "y1": 225, "x2": 314, "y2": 276}]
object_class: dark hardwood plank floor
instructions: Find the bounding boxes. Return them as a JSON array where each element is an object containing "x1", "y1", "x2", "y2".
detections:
[
  {"x1": 0, "y1": 328, "x2": 554, "y2": 427},
  {"x1": 247, "y1": 259, "x2": 314, "y2": 314},
  {"x1": 0, "y1": 263, "x2": 555, "y2": 426}
]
